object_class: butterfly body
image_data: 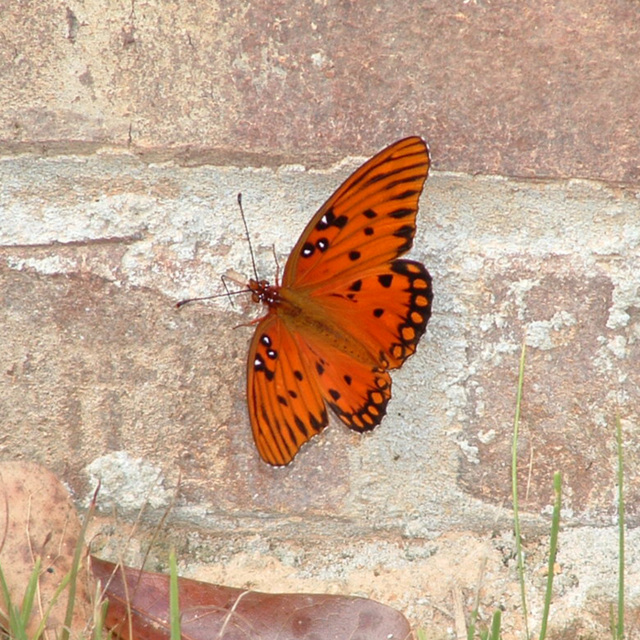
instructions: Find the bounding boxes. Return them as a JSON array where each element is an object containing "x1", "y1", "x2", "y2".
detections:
[
  {"x1": 250, "y1": 278, "x2": 383, "y2": 366},
  {"x1": 247, "y1": 137, "x2": 433, "y2": 466}
]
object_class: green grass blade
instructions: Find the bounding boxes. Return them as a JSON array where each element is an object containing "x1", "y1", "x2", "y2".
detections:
[
  {"x1": 538, "y1": 472, "x2": 562, "y2": 640},
  {"x1": 1, "y1": 571, "x2": 28, "y2": 640},
  {"x1": 0, "y1": 560, "x2": 15, "y2": 632},
  {"x1": 94, "y1": 597, "x2": 110, "y2": 640},
  {"x1": 18, "y1": 556, "x2": 41, "y2": 629},
  {"x1": 489, "y1": 609, "x2": 502, "y2": 640},
  {"x1": 512, "y1": 341, "x2": 529, "y2": 639},
  {"x1": 609, "y1": 603, "x2": 617, "y2": 639},
  {"x1": 10, "y1": 602, "x2": 28, "y2": 640},
  {"x1": 467, "y1": 607, "x2": 478, "y2": 639},
  {"x1": 31, "y1": 570, "x2": 72, "y2": 640},
  {"x1": 59, "y1": 492, "x2": 95, "y2": 640},
  {"x1": 169, "y1": 548, "x2": 181, "y2": 640},
  {"x1": 615, "y1": 413, "x2": 625, "y2": 640}
]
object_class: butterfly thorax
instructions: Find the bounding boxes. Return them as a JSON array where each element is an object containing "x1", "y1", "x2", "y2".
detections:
[{"x1": 250, "y1": 277, "x2": 382, "y2": 366}]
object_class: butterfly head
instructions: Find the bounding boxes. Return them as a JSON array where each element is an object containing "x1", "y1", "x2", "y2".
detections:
[{"x1": 248, "y1": 278, "x2": 281, "y2": 307}]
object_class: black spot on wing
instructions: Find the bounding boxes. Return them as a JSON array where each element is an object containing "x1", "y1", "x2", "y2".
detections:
[
  {"x1": 294, "y1": 415, "x2": 309, "y2": 438},
  {"x1": 328, "y1": 370, "x2": 391, "y2": 433},
  {"x1": 363, "y1": 161, "x2": 424, "y2": 187},
  {"x1": 390, "y1": 207, "x2": 414, "y2": 218},
  {"x1": 310, "y1": 408, "x2": 328, "y2": 431},
  {"x1": 392, "y1": 188, "x2": 421, "y2": 201},
  {"x1": 392, "y1": 224, "x2": 415, "y2": 252},
  {"x1": 387, "y1": 259, "x2": 433, "y2": 363},
  {"x1": 259, "y1": 405, "x2": 294, "y2": 463},
  {"x1": 315, "y1": 207, "x2": 349, "y2": 231},
  {"x1": 253, "y1": 353, "x2": 275, "y2": 382},
  {"x1": 378, "y1": 274, "x2": 393, "y2": 288}
]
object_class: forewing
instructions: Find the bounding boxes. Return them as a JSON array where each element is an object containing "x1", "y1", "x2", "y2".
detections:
[
  {"x1": 282, "y1": 137, "x2": 430, "y2": 289},
  {"x1": 247, "y1": 314, "x2": 328, "y2": 466}
]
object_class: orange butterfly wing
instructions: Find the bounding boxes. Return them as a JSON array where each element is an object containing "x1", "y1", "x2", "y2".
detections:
[
  {"x1": 283, "y1": 136, "x2": 430, "y2": 289},
  {"x1": 247, "y1": 313, "x2": 393, "y2": 466},
  {"x1": 247, "y1": 314, "x2": 328, "y2": 466},
  {"x1": 248, "y1": 137, "x2": 433, "y2": 465}
]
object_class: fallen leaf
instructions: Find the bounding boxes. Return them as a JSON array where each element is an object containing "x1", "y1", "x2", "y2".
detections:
[
  {"x1": 0, "y1": 462, "x2": 93, "y2": 637},
  {"x1": 91, "y1": 555, "x2": 412, "y2": 640}
]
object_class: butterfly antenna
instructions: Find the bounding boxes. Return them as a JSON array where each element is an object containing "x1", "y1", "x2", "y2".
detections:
[
  {"x1": 237, "y1": 193, "x2": 260, "y2": 282},
  {"x1": 176, "y1": 288, "x2": 249, "y2": 309},
  {"x1": 271, "y1": 244, "x2": 281, "y2": 285}
]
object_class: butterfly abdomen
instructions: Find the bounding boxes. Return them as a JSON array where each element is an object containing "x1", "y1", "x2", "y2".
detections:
[{"x1": 277, "y1": 286, "x2": 382, "y2": 367}]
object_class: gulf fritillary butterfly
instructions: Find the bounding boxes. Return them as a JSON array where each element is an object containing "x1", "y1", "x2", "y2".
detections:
[{"x1": 248, "y1": 137, "x2": 433, "y2": 466}]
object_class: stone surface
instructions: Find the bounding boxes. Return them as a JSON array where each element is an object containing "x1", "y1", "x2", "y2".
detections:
[
  {"x1": 1, "y1": 1, "x2": 640, "y2": 181},
  {"x1": 1, "y1": 1, "x2": 639, "y2": 637},
  {"x1": 2, "y1": 156, "x2": 638, "y2": 533}
]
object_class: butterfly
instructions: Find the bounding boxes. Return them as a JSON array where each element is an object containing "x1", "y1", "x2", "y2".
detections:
[{"x1": 247, "y1": 137, "x2": 433, "y2": 466}]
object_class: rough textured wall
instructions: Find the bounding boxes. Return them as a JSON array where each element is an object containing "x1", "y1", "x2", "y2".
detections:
[
  {"x1": 2, "y1": 1, "x2": 639, "y2": 180},
  {"x1": 1, "y1": 1, "x2": 639, "y2": 636}
]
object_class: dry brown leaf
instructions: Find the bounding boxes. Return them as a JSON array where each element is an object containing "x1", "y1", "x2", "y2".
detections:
[
  {"x1": 0, "y1": 461, "x2": 93, "y2": 637},
  {"x1": 92, "y1": 555, "x2": 412, "y2": 640}
]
